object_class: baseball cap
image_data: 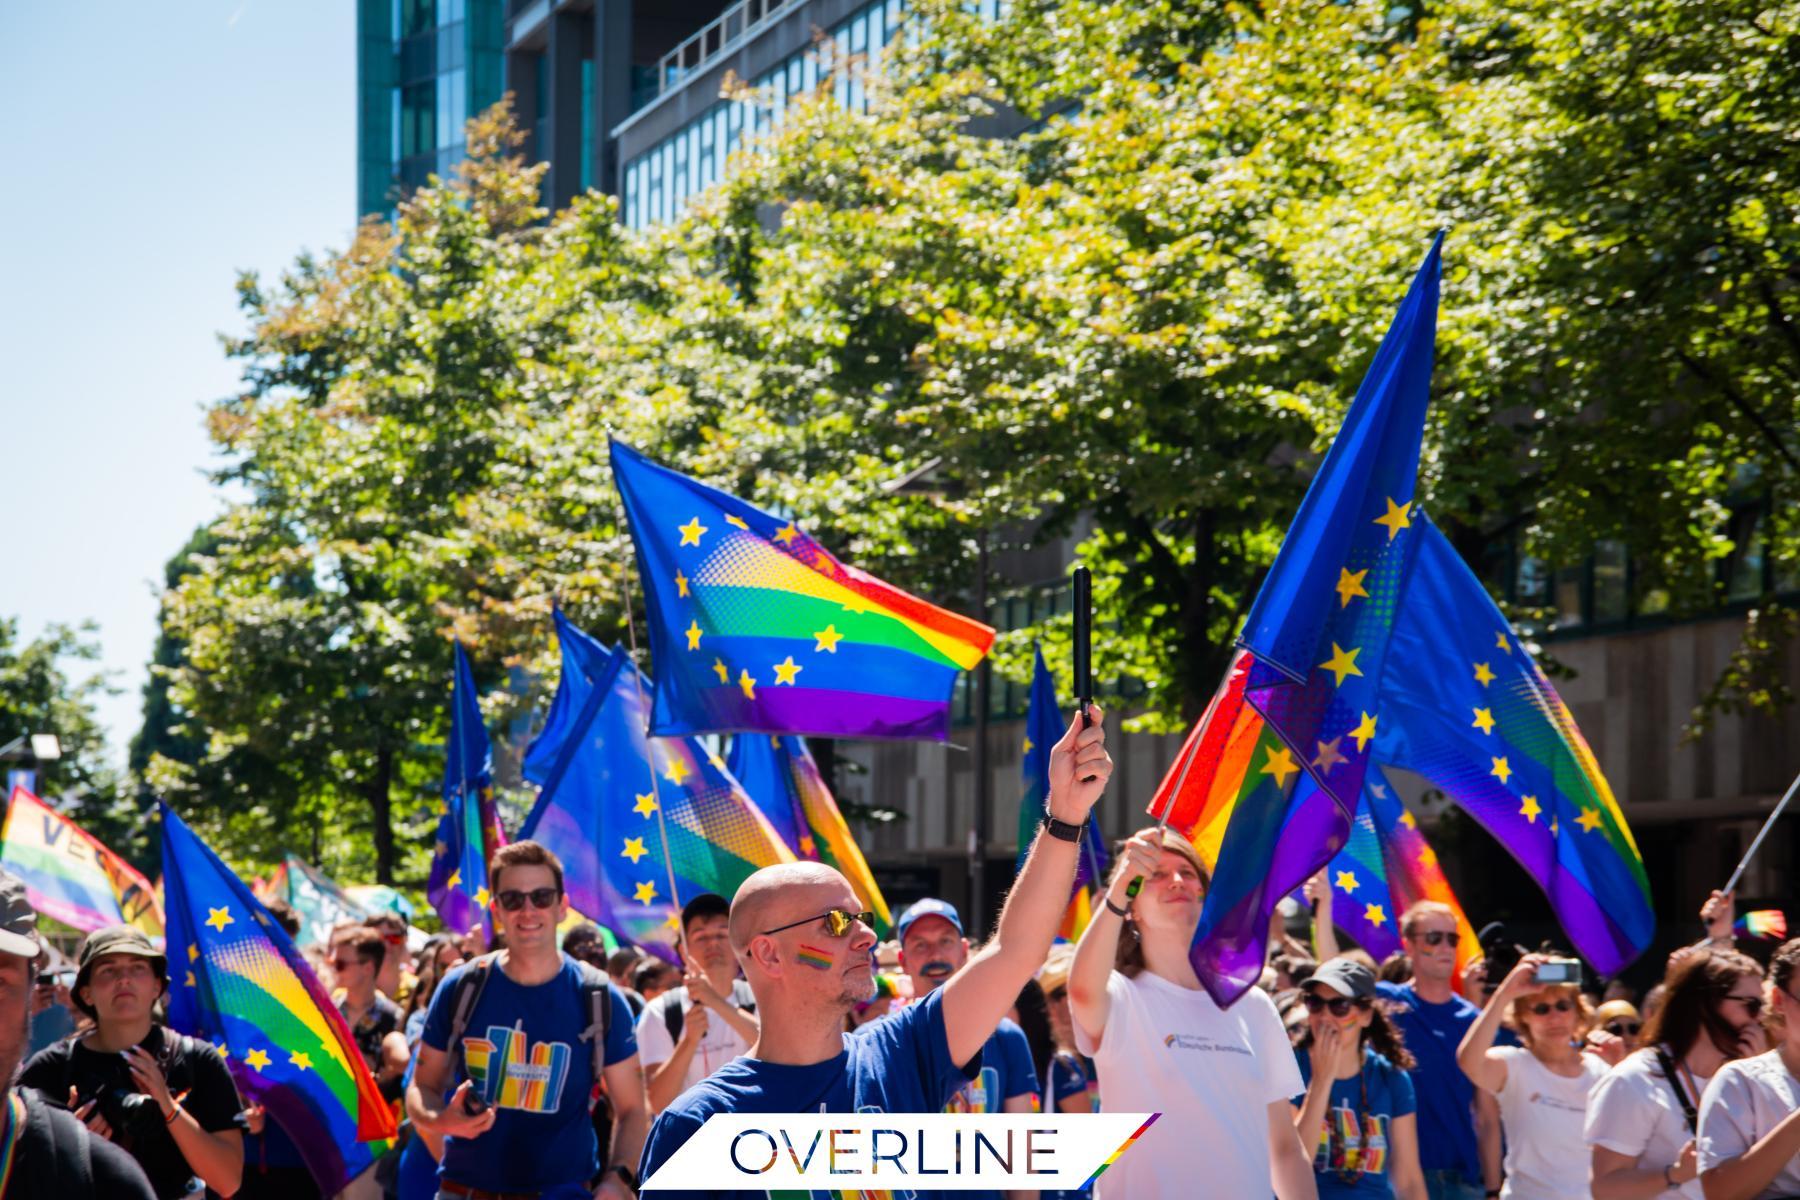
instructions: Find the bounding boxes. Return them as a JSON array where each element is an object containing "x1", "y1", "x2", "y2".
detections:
[
  {"x1": 0, "y1": 869, "x2": 42, "y2": 961},
  {"x1": 72, "y1": 925, "x2": 168, "y2": 1017},
  {"x1": 895, "y1": 898, "x2": 963, "y2": 945},
  {"x1": 1310, "y1": 957, "x2": 1377, "y2": 1001}
]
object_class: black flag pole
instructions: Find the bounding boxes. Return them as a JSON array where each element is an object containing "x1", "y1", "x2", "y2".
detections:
[{"x1": 1072, "y1": 567, "x2": 1095, "y2": 780}]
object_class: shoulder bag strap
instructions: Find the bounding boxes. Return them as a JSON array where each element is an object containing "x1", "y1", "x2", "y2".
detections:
[{"x1": 1654, "y1": 1045, "x2": 1700, "y2": 1135}]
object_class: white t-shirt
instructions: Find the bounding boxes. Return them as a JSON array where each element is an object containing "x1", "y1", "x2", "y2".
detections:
[
  {"x1": 1074, "y1": 970, "x2": 1302, "y2": 1199},
  {"x1": 1492, "y1": 1044, "x2": 1610, "y2": 1200},
  {"x1": 633, "y1": 985, "x2": 755, "y2": 1097},
  {"x1": 1584, "y1": 1047, "x2": 1711, "y2": 1199},
  {"x1": 1697, "y1": 1050, "x2": 1800, "y2": 1200}
]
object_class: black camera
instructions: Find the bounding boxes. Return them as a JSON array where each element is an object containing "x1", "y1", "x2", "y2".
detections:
[
  {"x1": 1478, "y1": 921, "x2": 1519, "y2": 989},
  {"x1": 87, "y1": 1086, "x2": 164, "y2": 1144}
]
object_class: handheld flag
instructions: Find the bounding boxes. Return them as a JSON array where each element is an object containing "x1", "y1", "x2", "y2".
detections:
[
  {"x1": 1017, "y1": 645, "x2": 1109, "y2": 895},
  {"x1": 1189, "y1": 236, "x2": 1443, "y2": 1003},
  {"x1": 161, "y1": 803, "x2": 396, "y2": 1195},
  {"x1": 1372, "y1": 515, "x2": 1654, "y2": 974},
  {"x1": 1737, "y1": 911, "x2": 1787, "y2": 941},
  {"x1": 0, "y1": 786, "x2": 162, "y2": 939},
  {"x1": 1322, "y1": 768, "x2": 1479, "y2": 989},
  {"x1": 609, "y1": 441, "x2": 996, "y2": 740},
  {"x1": 520, "y1": 611, "x2": 795, "y2": 958},
  {"x1": 427, "y1": 644, "x2": 506, "y2": 936},
  {"x1": 727, "y1": 732, "x2": 893, "y2": 936}
]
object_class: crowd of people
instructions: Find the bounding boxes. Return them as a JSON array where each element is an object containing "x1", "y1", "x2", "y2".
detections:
[{"x1": 0, "y1": 708, "x2": 1797, "y2": 1198}]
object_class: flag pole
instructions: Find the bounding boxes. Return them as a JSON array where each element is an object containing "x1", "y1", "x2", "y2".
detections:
[
  {"x1": 623, "y1": 596, "x2": 688, "y2": 965},
  {"x1": 1723, "y1": 765, "x2": 1800, "y2": 897}
]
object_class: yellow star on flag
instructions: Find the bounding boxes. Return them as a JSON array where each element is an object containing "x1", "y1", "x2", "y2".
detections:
[
  {"x1": 772, "y1": 656, "x2": 802, "y2": 685},
  {"x1": 774, "y1": 522, "x2": 800, "y2": 546},
  {"x1": 1472, "y1": 707, "x2": 1496, "y2": 735},
  {"x1": 678, "y1": 517, "x2": 707, "y2": 546},
  {"x1": 1335, "y1": 870, "x2": 1359, "y2": 893},
  {"x1": 1576, "y1": 808, "x2": 1604, "y2": 833},
  {"x1": 446, "y1": 869, "x2": 462, "y2": 890},
  {"x1": 712, "y1": 657, "x2": 729, "y2": 684},
  {"x1": 188, "y1": 944, "x2": 199, "y2": 963},
  {"x1": 473, "y1": 887, "x2": 491, "y2": 907},
  {"x1": 1349, "y1": 711, "x2": 1378, "y2": 752},
  {"x1": 633, "y1": 792, "x2": 659, "y2": 817},
  {"x1": 664, "y1": 757, "x2": 691, "y2": 787},
  {"x1": 1399, "y1": 810, "x2": 1417, "y2": 829},
  {"x1": 1474, "y1": 661, "x2": 1496, "y2": 687},
  {"x1": 675, "y1": 570, "x2": 689, "y2": 597},
  {"x1": 1418, "y1": 845, "x2": 1438, "y2": 869},
  {"x1": 725, "y1": 514, "x2": 749, "y2": 530},
  {"x1": 621, "y1": 837, "x2": 648, "y2": 864},
  {"x1": 289, "y1": 1050, "x2": 313, "y2": 1071},
  {"x1": 1312, "y1": 737, "x2": 1347, "y2": 774},
  {"x1": 684, "y1": 621, "x2": 703, "y2": 651},
  {"x1": 633, "y1": 881, "x2": 658, "y2": 905},
  {"x1": 1318, "y1": 643, "x2": 1364, "y2": 687},
  {"x1": 1021, "y1": 736, "x2": 1033, "y2": 754},
  {"x1": 1491, "y1": 757, "x2": 1513, "y2": 785},
  {"x1": 1373, "y1": 497, "x2": 1413, "y2": 541},
  {"x1": 1518, "y1": 794, "x2": 1542, "y2": 823},
  {"x1": 205, "y1": 907, "x2": 233, "y2": 933},
  {"x1": 739, "y1": 669, "x2": 757, "y2": 700},
  {"x1": 1364, "y1": 903, "x2": 1388, "y2": 927},
  {"x1": 1335, "y1": 568, "x2": 1370, "y2": 608},
  {"x1": 1261, "y1": 745, "x2": 1299, "y2": 789},
  {"x1": 245, "y1": 1048, "x2": 271, "y2": 1072},
  {"x1": 664, "y1": 913, "x2": 683, "y2": 932},
  {"x1": 184, "y1": 971, "x2": 196, "y2": 988},
  {"x1": 1550, "y1": 817, "x2": 1560, "y2": 837},
  {"x1": 1496, "y1": 631, "x2": 1512, "y2": 653},
  {"x1": 813, "y1": 625, "x2": 844, "y2": 653}
]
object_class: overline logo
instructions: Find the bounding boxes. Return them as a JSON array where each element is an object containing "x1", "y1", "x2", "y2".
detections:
[{"x1": 641, "y1": 1112, "x2": 1158, "y2": 1192}]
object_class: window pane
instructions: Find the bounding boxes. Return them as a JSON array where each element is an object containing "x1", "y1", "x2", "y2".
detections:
[{"x1": 1552, "y1": 565, "x2": 1585, "y2": 631}]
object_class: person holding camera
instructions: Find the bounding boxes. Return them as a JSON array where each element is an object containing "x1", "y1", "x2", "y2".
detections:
[
  {"x1": 1458, "y1": 952, "x2": 1621, "y2": 1200},
  {"x1": 18, "y1": 925, "x2": 243, "y2": 1200}
]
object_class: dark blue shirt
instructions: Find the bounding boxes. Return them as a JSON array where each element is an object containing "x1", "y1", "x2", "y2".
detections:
[
  {"x1": 638, "y1": 987, "x2": 972, "y2": 1200},
  {"x1": 930, "y1": 1017, "x2": 1038, "y2": 1200},
  {"x1": 1375, "y1": 981, "x2": 1479, "y2": 1182},
  {"x1": 1293, "y1": 1046, "x2": 1418, "y2": 1198},
  {"x1": 421, "y1": 955, "x2": 636, "y2": 1193}
]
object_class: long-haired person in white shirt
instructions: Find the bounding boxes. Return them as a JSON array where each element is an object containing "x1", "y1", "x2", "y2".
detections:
[
  {"x1": 1696, "y1": 938, "x2": 1800, "y2": 1200},
  {"x1": 1459, "y1": 953, "x2": 1621, "y2": 1200},
  {"x1": 1067, "y1": 826, "x2": 1317, "y2": 1200},
  {"x1": 1585, "y1": 946, "x2": 1765, "y2": 1199}
]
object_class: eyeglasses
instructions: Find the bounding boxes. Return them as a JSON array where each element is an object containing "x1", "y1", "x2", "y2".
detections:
[
  {"x1": 495, "y1": 887, "x2": 561, "y2": 912},
  {"x1": 330, "y1": 958, "x2": 360, "y2": 972},
  {"x1": 759, "y1": 909, "x2": 876, "y2": 938},
  {"x1": 1529, "y1": 1000, "x2": 1574, "y2": 1016},
  {"x1": 1414, "y1": 930, "x2": 1460, "y2": 948},
  {"x1": 1725, "y1": 993, "x2": 1765, "y2": 1017},
  {"x1": 1302, "y1": 993, "x2": 1368, "y2": 1018},
  {"x1": 1604, "y1": 1021, "x2": 1641, "y2": 1037}
]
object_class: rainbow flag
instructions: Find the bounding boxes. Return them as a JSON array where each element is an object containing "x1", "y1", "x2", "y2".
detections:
[
  {"x1": 610, "y1": 441, "x2": 996, "y2": 740},
  {"x1": 1323, "y1": 768, "x2": 1479, "y2": 989},
  {"x1": 727, "y1": 733, "x2": 893, "y2": 936},
  {"x1": 259, "y1": 855, "x2": 371, "y2": 948},
  {"x1": 0, "y1": 786, "x2": 162, "y2": 940},
  {"x1": 428, "y1": 644, "x2": 507, "y2": 936},
  {"x1": 1737, "y1": 910, "x2": 1787, "y2": 941},
  {"x1": 520, "y1": 611, "x2": 796, "y2": 959},
  {"x1": 160, "y1": 803, "x2": 395, "y2": 1195}
]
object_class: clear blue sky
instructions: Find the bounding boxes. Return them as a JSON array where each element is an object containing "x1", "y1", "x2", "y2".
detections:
[{"x1": 0, "y1": 3, "x2": 357, "y2": 766}]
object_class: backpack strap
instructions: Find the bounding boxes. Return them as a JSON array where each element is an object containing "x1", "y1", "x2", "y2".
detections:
[
  {"x1": 574, "y1": 962, "x2": 615, "y2": 1090},
  {"x1": 19, "y1": 1087, "x2": 92, "y2": 1198},
  {"x1": 445, "y1": 953, "x2": 499, "y2": 1081}
]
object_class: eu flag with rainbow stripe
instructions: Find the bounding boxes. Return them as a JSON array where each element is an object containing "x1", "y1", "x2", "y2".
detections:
[
  {"x1": 1323, "y1": 767, "x2": 1479, "y2": 987},
  {"x1": 1178, "y1": 236, "x2": 1443, "y2": 1003},
  {"x1": 1017, "y1": 646, "x2": 1109, "y2": 934},
  {"x1": 520, "y1": 610, "x2": 795, "y2": 959},
  {"x1": 610, "y1": 441, "x2": 996, "y2": 740},
  {"x1": 428, "y1": 643, "x2": 507, "y2": 937},
  {"x1": 161, "y1": 803, "x2": 395, "y2": 1195},
  {"x1": 1370, "y1": 515, "x2": 1654, "y2": 974},
  {"x1": 727, "y1": 732, "x2": 894, "y2": 936}
]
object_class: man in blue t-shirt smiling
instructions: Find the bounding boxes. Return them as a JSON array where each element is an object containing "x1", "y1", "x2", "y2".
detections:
[
  {"x1": 408, "y1": 841, "x2": 649, "y2": 1200},
  {"x1": 639, "y1": 705, "x2": 1115, "y2": 1199}
]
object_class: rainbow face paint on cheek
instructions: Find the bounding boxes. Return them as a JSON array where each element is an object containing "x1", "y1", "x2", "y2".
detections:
[{"x1": 796, "y1": 945, "x2": 835, "y2": 971}]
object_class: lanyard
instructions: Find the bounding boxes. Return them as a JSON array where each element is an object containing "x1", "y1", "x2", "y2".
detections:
[{"x1": 0, "y1": 1093, "x2": 24, "y2": 1193}]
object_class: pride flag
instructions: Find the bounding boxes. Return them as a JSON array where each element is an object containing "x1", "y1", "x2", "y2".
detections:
[
  {"x1": 1737, "y1": 911, "x2": 1787, "y2": 941},
  {"x1": 0, "y1": 786, "x2": 162, "y2": 939},
  {"x1": 1323, "y1": 768, "x2": 1479, "y2": 988},
  {"x1": 727, "y1": 732, "x2": 893, "y2": 936},
  {"x1": 1016, "y1": 646, "x2": 1109, "y2": 925},
  {"x1": 610, "y1": 441, "x2": 996, "y2": 740},
  {"x1": 520, "y1": 611, "x2": 795, "y2": 959},
  {"x1": 258, "y1": 854, "x2": 370, "y2": 948},
  {"x1": 161, "y1": 803, "x2": 395, "y2": 1195},
  {"x1": 428, "y1": 644, "x2": 506, "y2": 936}
]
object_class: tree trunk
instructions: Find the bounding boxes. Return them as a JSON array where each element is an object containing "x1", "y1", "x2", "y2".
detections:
[
  {"x1": 1181, "y1": 510, "x2": 1223, "y2": 721},
  {"x1": 368, "y1": 742, "x2": 396, "y2": 884}
]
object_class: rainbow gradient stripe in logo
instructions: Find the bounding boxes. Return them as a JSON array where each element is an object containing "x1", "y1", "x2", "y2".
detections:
[
  {"x1": 461, "y1": 1025, "x2": 572, "y2": 1114},
  {"x1": 1081, "y1": 1113, "x2": 1160, "y2": 1191}
]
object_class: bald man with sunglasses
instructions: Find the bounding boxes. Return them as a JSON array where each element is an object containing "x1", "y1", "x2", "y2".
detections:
[{"x1": 637, "y1": 707, "x2": 1114, "y2": 1197}]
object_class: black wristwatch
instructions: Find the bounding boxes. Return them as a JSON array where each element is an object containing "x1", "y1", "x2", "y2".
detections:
[
  {"x1": 1042, "y1": 814, "x2": 1084, "y2": 843},
  {"x1": 610, "y1": 1164, "x2": 639, "y2": 1193}
]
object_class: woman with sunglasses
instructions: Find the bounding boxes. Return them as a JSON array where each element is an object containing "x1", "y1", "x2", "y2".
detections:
[
  {"x1": 1696, "y1": 937, "x2": 1800, "y2": 1200},
  {"x1": 1291, "y1": 958, "x2": 1428, "y2": 1200},
  {"x1": 1584, "y1": 946, "x2": 1763, "y2": 1199},
  {"x1": 1458, "y1": 952, "x2": 1615, "y2": 1199},
  {"x1": 1593, "y1": 1001, "x2": 1645, "y2": 1055}
]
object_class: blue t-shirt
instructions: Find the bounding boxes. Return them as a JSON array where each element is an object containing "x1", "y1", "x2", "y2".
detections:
[
  {"x1": 1375, "y1": 981, "x2": 1479, "y2": 1181},
  {"x1": 638, "y1": 987, "x2": 972, "y2": 1200},
  {"x1": 930, "y1": 1017, "x2": 1038, "y2": 1200},
  {"x1": 421, "y1": 955, "x2": 637, "y2": 1193},
  {"x1": 1293, "y1": 1047, "x2": 1418, "y2": 1198},
  {"x1": 1047, "y1": 1051, "x2": 1091, "y2": 1112}
]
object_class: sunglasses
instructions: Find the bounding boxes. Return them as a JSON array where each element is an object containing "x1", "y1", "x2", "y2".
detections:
[
  {"x1": 495, "y1": 887, "x2": 561, "y2": 912},
  {"x1": 1604, "y1": 1021, "x2": 1641, "y2": 1037},
  {"x1": 760, "y1": 909, "x2": 876, "y2": 938},
  {"x1": 1726, "y1": 994, "x2": 1765, "y2": 1017},
  {"x1": 1530, "y1": 1000, "x2": 1574, "y2": 1016},
  {"x1": 330, "y1": 958, "x2": 361, "y2": 972},
  {"x1": 1303, "y1": 993, "x2": 1369, "y2": 1018},
  {"x1": 1414, "y1": 930, "x2": 1460, "y2": 948}
]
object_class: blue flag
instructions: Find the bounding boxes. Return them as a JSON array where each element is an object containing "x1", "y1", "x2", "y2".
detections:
[
  {"x1": 520, "y1": 612, "x2": 794, "y2": 960},
  {"x1": 161, "y1": 804, "x2": 395, "y2": 1195},
  {"x1": 1016, "y1": 646, "x2": 1109, "y2": 889},
  {"x1": 427, "y1": 644, "x2": 504, "y2": 936}
]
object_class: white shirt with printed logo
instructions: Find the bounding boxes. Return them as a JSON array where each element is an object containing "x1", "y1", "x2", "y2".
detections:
[
  {"x1": 1074, "y1": 969, "x2": 1302, "y2": 1199},
  {"x1": 1492, "y1": 1045, "x2": 1609, "y2": 1199}
]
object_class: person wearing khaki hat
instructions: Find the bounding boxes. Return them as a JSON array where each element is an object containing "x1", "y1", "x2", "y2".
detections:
[
  {"x1": 18, "y1": 924, "x2": 243, "y2": 1199},
  {"x1": 0, "y1": 869, "x2": 156, "y2": 1197},
  {"x1": 1037, "y1": 945, "x2": 1097, "y2": 1117}
]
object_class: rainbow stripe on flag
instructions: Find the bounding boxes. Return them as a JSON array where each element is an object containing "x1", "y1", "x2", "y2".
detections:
[
  {"x1": 610, "y1": 441, "x2": 996, "y2": 740},
  {"x1": 0, "y1": 787, "x2": 162, "y2": 939},
  {"x1": 1737, "y1": 910, "x2": 1787, "y2": 941},
  {"x1": 160, "y1": 803, "x2": 395, "y2": 1195}
]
